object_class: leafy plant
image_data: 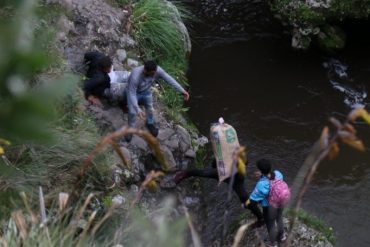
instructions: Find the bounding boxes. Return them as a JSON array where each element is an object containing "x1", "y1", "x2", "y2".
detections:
[
  {"x1": 0, "y1": 0, "x2": 76, "y2": 142},
  {"x1": 131, "y1": 0, "x2": 192, "y2": 124}
]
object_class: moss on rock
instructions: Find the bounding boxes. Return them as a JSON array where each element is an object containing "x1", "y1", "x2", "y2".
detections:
[
  {"x1": 317, "y1": 25, "x2": 346, "y2": 53},
  {"x1": 270, "y1": 0, "x2": 370, "y2": 51}
]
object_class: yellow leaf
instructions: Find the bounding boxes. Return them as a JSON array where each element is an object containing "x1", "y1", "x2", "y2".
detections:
[
  {"x1": 348, "y1": 108, "x2": 366, "y2": 122},
  {"x1": 147, "y1": 180, "x2": 158, "y2": 192},
  {"x1": 237, "y1": 158, "x2": 247, "y2": 177},
  {"x1": 0, "y1": 139, "x2": 10, "y2": 146},
  {"x1": 360, "y1": 110, "x2": 370, "y2": 125},
  {"x1": 0, "y1": 146, "x2": 4, "y2": 155}
]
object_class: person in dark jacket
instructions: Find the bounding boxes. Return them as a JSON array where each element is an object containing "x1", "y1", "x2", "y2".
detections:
[{"x1": 83, "y1": 52, "x2": 112, "y2": 105}]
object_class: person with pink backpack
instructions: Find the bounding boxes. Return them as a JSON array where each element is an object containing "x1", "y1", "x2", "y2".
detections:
[{"x1": 246, "y1": 159, "x2": 290, "y2": 247}]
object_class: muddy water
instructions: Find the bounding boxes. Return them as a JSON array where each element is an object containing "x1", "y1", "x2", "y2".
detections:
[{"x1": 186, "y1": 1, "x2": 370, "y2": 246}]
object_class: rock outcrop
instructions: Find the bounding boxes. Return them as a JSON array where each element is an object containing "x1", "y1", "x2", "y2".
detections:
[{"x1": 271, "y1": 0, "x2": 370, "y2": 51}]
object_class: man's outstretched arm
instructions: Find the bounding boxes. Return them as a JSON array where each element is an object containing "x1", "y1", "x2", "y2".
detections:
[{"x1": 157, "y1": 66, "x2": 190, "y2": 101}]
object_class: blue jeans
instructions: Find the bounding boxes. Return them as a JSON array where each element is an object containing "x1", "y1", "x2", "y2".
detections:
[{"x1": 127, "y1": 91, "x2": 154, "y2": 128}]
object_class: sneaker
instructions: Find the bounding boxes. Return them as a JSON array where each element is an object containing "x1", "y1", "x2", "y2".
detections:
[
  {"x1": 264, "y1": 241, "x2": 277, "y2": 247},
  {"x1": 124, "y1": 134, "x2": 132, "y2": 142},
  {"x1": 280, "y1": 232, "x2": 287, "y2": 242},
  {"x1": 173, "y1": 171, "x2": 188, "y2": 184},
  {"x1": 146, "y1": 124, "x2": 159, "y2": 137}
]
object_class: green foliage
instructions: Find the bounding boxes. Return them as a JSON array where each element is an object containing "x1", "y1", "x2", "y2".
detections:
[
  {"x1": 194, "y1": 145, "x2": 207, "y2": 169},
  {"x1": 120, "y1": 199, "x2": 186, "y2": 247},
  {"x1": 0, "y1": 0, "x2": 76, "y2": 142},
  {"x1": 132, "y1": 0, "x2": 189, "y2": 64},
  {"x1": 158, "y1": 85, "x2": 188, "y2": 123},
  {"x1": 0, "y1": 0, "x2": 110, "y2": 220},
  {"x1": 296, "y1": 4, "x2": 325, "y2": 24},
  {"x1": 329, "y1": 0, "x2": 370, "y2": 18},
  {"x1": 272, "y1": 0, "x2": 370, "y2": 24},
  {"x1": 272, "y1": 1, "x2": 325, "y2": 25},
  {"x1": 286, "y1": 209, "x2": 336, "y2": 244},
  {"x1": 317, "y1": 25, "x2": 346, "y2": 53},
  {"x1": 0, "y1": 188, "x2": 22, "y2": 221},
  {"x1": 131, "y1": 0, "x2": 191, "y2": 124},
  {"x1": 1, "y1": 196, "x2": 186, "y2": 247}
]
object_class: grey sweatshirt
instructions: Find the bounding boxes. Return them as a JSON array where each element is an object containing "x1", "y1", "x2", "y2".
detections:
[{"x1": 127, "y1": 65, "x2": 186, "y2": 114}]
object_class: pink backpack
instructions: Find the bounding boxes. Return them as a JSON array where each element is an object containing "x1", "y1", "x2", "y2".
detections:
[{"x1": 268, "y1": 179, "x2": 291, "y2": 208}]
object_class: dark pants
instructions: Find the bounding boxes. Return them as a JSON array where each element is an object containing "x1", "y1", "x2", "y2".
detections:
[
  {"x1": 184, "y1": 168, "x2": 249, "y2": 204},
  {"x1": 266, "y1": 207, "x2": 285, "y2": 243},
  {"x1": 246, "y1": 199, "x2": 265, "y2": 221}
]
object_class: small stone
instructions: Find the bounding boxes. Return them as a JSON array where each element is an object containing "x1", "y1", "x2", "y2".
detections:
[
  {"x1": 164, "y1": 138, "x2": 179, "y2": 151},
  {"x1": 131, "y1": 157, "x2": 140, "y2": 174},
  {"x1": 179, "y1": 141, "x2": 190, "y2": 153},
  {"x1": 57, "y1": 15, "x2": 75, "y2": 34},
  {"x1": 112, "y1": 195, "x2": 125, "y2": 205},
  {"x1": 176, "y1": 125, "x2": 191, "y2": 145},
  {"x1": 116, "y1": 49, "x2": 127, "y2": 62},
  {"x1": 131, "y1": 136, "x2": 148, "y2": 151},
  {"x1": 184, "y1": 197, "x2": 199, "y2": 207},
  {"x1": 113, "y1": 168, "x2": 122, "y2": 184},
  {"x1": 130, "y1": 184, "x2": 139, "y2": 194},
  {"x1": 176, "y1": 125, "x2": 191, "y2": 152},
  {"x1": 120, "y1": 34, "x2": 136, "y2": 47},
  {"x1": 185, "y1": 149, "x2": 196, "y2": 158},
  {"x1": 119, "y1": 146, "x2": 131, "y2": 165},
  {"x1": 57, "y1": 32, "x2": 67, "y2": 42},
  {"x1": 127, "y1": 58, "x2": 139, "y2": 68},
  {"x1": 157, "y1": 128, "x2": 175, "y2": 141},
  {"x1": 160, "y1": 145, "x2": 177, "y2": 171},
  {"x1": 195, "y1": 136, "x2": 209, "y2": 146}
]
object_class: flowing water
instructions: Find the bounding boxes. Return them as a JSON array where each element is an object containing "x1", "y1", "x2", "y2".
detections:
[{"x1": 185, "y1": 1, "x2": 370, "y2": 246}]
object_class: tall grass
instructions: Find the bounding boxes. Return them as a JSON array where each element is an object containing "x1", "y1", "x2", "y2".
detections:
[
  {"x1": 132, "y1": 0, "x2": 192, "y2": 123},
  {"x1": 1, "y1": 193, "x2": 186, "y2": 247},
  {"x1": 132, "y1": 0, "x2": 189, "y2": 65},
  {"x1": 3, "y1": 86, "x2": 115, "y2": 209}
]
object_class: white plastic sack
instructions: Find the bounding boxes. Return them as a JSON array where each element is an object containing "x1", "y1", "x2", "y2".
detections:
[
  {"x1": 210, "y1": 117, "x2": 240, "y2": 182},
  {"x1": 105, "y1": 70, "x2": 130, "y2": 102},
  {"x1": 109, "y1": 70, "x2": 130, "y2": 84}
]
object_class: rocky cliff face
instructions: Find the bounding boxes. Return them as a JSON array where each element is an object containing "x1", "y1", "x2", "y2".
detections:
[{"x1": 270, "y1": 0, "x2": 370, "y2": 51}]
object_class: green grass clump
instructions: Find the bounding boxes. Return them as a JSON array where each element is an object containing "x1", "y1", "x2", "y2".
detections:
[
  {"x1": 329, "y1": 0, "x2": 370, "y2": 18},
  {"x1": 132, "y1": 0, "x2": 189, "y2": 65}
]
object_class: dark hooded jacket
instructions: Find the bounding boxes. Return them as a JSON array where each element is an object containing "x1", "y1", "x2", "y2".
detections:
[{"x1": 83, "y1": 51, "x2": 110, "y2": 99}]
